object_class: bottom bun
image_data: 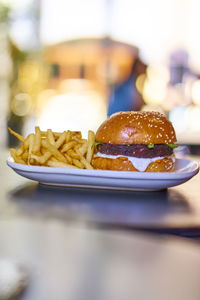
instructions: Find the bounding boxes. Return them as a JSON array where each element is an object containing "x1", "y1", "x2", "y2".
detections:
[{"x1": 92, "y1": 155, "x2": 175, "y2": 172}]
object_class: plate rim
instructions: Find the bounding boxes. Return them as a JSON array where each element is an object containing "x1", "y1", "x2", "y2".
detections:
[{"x1": 6, "y1": 157, "x2": 199, "y2": 180}]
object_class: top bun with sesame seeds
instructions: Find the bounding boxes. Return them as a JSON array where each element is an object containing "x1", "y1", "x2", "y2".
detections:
[
  {"x1": 92, "y1": 111, "x2": 177, "y2": 172},
  {"x1": 95, "y1": 111, "x2": 176, "y2": 145}
]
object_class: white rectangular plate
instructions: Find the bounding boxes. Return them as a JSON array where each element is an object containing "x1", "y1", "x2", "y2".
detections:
[{"x1": 7, "y1": 157, "x2": 199, "y2": 191}]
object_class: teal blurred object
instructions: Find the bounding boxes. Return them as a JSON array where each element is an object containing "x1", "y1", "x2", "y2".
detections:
[{"x1": 108, "y1": 57, "x2": 146, "y2": 115}]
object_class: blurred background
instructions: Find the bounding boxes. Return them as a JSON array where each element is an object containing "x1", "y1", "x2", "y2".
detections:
[{"x1": 1, "y1": 0, "x2": 200, "y2": 151}]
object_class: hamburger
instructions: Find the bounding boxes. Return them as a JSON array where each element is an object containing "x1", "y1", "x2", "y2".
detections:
[{"x1": 92, "y1": 111, "x2": 177, "y2": 172}]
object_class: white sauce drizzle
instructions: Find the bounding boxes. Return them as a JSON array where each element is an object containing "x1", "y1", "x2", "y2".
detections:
[{"x1": 95, "y1": 152, "x2": 174, "y2": 172}]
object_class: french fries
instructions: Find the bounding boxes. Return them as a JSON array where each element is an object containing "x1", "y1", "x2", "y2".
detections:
[
  {"x1": 8, "y1": 128, "x2": 25, "y2": 143},
  {"x1": 86, "y1": 130, "x2": 95, "y2": 163},
  {"x1": 9, "y1": 127, "x2": 95, "y2": 170},
  {"x1": 32, "y1": 126, "x2": 41, "y2": 153},
  {"x1": 10, "y1": 148, "x2": 25, "y2": 164},
  {"x1": 47, "y1": 129, "x2": 55, "y2": 145}
]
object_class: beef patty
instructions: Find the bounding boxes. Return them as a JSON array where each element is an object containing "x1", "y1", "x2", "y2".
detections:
[{"x1": 96, "y1": 143, "x2": 173, "y2": 158}]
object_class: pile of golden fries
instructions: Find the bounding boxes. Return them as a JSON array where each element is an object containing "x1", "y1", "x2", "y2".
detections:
[{"x1": 9, "y1": 127, "x2": 95, "y2": 169}]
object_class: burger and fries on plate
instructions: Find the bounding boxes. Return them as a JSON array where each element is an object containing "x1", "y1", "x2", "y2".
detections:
[{"x1": 9, "y1": 111, "x2": 179, "y2": 173}]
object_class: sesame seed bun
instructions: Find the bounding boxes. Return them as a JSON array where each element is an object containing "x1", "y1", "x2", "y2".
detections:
[{"x1": 95, "y1": 111, "x2": 177, "y2": 145}]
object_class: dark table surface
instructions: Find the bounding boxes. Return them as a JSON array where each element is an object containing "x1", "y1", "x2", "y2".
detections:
[
  {"x1": 2, "y1": 150, "x2": 200, "y2": 235},
  {"x1": 1, "y1": 149, "x2": 200, "y2": 300}
]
